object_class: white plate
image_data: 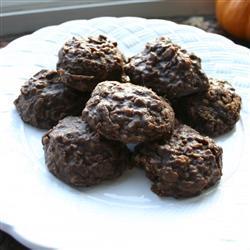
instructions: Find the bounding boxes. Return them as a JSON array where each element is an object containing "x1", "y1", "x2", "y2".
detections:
[{"x1": 1, "y1": 17, "x2": 250, "y2": 250}]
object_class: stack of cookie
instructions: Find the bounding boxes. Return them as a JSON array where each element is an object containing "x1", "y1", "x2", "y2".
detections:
[{"x1": 14, "y1": 35, "x2": 241, "y2": 198}]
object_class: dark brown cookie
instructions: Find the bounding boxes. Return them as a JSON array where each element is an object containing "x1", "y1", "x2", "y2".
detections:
[
  {"x1": 57, "y1": 35, "x2": 125, "y2": 92},
  {"x1": 124, "y1": 36, "x2": 209, "y2": 99},
  {"x1": 175, "y1": 78, "x2": 242, "y2": 137},
  {"x1": 42, "y1": 116, "x2": 130, "y2": 187},
  {"x1": 14, "y1": 70, "x2": 89, "y2": 129},
  {"x1": 82, "y1": 81, "x2": 175, "y2": 144},
  {"x1": 134, "y1": 124, "x2": 223, "y2": 198}
]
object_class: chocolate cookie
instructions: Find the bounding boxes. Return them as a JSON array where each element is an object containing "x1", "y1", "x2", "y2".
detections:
[
  {"x1": 176, "y1": 78, "x2": 242, "y2": 137},
  {"x1": 134, "y1": 124, "x2": 223, "y2": 198},
  {"x1": 82, "y1": 81, "x2": 175, "y2": 144},
  {"x1": 57, "y1": 35, "x2": 125, "y2": 92},
  {"x1": 42, "y1": 116, "x2": 130, "y2": 187},
  {"x1": 14, "y1": 70, "x2": 88, "y2": 129},
  {"x1": 124, "y1": 37, "x2": 209, "y2": 99}
]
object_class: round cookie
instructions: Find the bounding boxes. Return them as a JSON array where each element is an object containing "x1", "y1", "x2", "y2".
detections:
[
  {"x1": 57, "y1": 35, "x2": 125, "y2": 92},
  {"x1": 42, "y1": 116, "x2": 130, "y2": 187},
  {"x1": 82, "y1": 81, "x2": 175, "y2": 144},
  {"x1": 176, "y1": 78, "x2": 242, "y2": 137},
  {"x1": 124, "y1": 36, "x2": 209, "y2": 99},
  {"x1": 134, "y1": 124, "x2": 223, "y2": 198},
  {"x1": 14, "y1": 70, "x2": 89, "y2": 129}
]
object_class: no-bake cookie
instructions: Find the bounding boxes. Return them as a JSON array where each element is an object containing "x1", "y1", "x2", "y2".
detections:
[
  {"x1": 82, "y1": 81, "x2": 175, "y2": 144},
  {"x1": 176, "y1": 78, "x2": 241, "y2": 137},
  {"x1": 42, "y1": 116, "x2": 130, "y2": 187},
  {"x1": 14, "y1": 70, "x2": 88, "y2": 129},
  {"x1": 57, "y1": 35, "x2": 125, "y2": 92},
  {"x1": 134, "y1": 123, "x2": 223, "y2": 198},
  {"x1": 124, "y1": 36, "x2": 209, "y2": 99}
]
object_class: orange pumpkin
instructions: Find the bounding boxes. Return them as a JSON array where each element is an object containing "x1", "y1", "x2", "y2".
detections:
[{"x1": 216, "y1": 0, "x2": 250, "y2": 41}]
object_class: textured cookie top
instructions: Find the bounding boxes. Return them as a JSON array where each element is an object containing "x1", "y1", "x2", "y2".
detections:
[
  {"x1": 18, "y1": 69, "x2": 65, "y2": 96},
  {"x1": 43, "y1": 116, "x2": 91, "y2": 141},
  {"x1": 82, "y1": 81, "x2": 175, "y2": 144},
  {"x1": 154, "y1": 124, "x2": 223, "y2": 166},
  {"x1": 14, "y1": 70, "x2": 87, "y2": 129},
  {"x1": 43, "y1": 116, "x2": 98, "y2": 143},
  {"x1": 42, "y1": 116, "x2": 130, "y2": 161},
  {"x1": 199, "y1": 78, "x2": 241, "y2": 119},
  {"x1": 57, "y1": 35, "x2": 125, "y2": 90},
  {"x1": 179, "y1": 78, "x2": 242, "y2": 136},
  {"x1": 202, "y1": 78, "x2": 241, "y2": 110},
  {"x1": 42, "y1": 116, "x2": 130, "y2": 187},
  {"x1": 124, "y1": 36, "x2": 209, "y2": 99},
  {"x1": 134, "y1": 124, "x2": 223, "y2": 198}
]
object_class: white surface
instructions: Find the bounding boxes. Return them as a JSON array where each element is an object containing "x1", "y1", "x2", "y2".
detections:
[{"x1": 0, "y1": 17, "x2": 250, "y2": 250}]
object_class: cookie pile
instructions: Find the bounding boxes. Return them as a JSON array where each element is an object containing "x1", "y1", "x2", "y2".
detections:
[{"x1": 14, "y1": 35, "x2": 241, "y2": 198}]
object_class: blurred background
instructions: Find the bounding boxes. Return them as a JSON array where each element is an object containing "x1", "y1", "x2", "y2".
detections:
[
  {"x1": 1, "y1": 0, "x2": 249, "y2": 47},
  {"x1": 0, "y1": 0, "x2": 249, "y2": 249},
  {"x1": 1, "y1": 0, "x2": 215, "y2": 35}
]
